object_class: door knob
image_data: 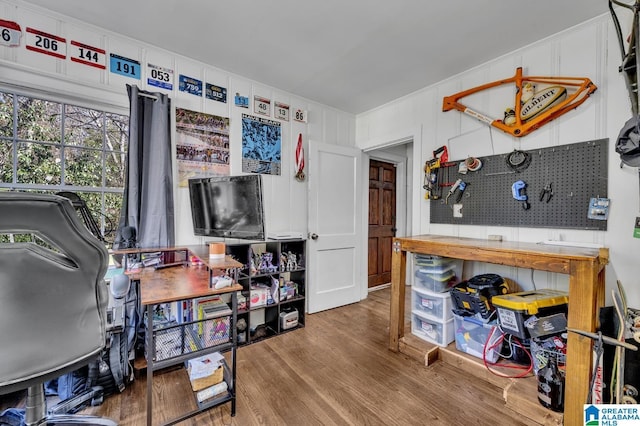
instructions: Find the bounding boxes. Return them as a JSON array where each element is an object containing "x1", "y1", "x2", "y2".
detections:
[{"x1": 309, "y1": 233, "x2": 319, "y2": 240}]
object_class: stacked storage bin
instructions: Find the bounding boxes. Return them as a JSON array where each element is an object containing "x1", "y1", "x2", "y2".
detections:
[
  {"x1": 411, "y1": 254, "x2": 463, "y2": 347},
  {"x1": 453, "y1": 313, "x2": 502, "y2": 362}
]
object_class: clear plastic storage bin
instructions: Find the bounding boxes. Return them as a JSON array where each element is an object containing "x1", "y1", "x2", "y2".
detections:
[
  {"x1": 453, "y1": 313, "x2": 502, "y2": 363},
  {"x1": 411, "y1": 311, "x2": 454, "y2": 347},
  {"x1": 412, "y1": 255, "x2": 463, "y2": 292},
  {"x1": 411, "y1": 287, "x2": 453, "y2": 321}
]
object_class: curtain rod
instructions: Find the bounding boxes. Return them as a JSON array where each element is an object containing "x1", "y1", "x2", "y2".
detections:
[{"x1": 138, "y1": 92, "x2": 158, "y2": 101}]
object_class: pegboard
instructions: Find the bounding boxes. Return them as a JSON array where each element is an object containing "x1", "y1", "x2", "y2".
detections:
[{"x1": 429, "y1": 139, "x2": 608, "y2": 230}]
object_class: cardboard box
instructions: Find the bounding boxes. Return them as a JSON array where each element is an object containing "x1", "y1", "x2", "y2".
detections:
[
  {"x1": 187, "y1": 354, "x2": 224, "y2": 392},
  {"x1": 250, "y1": 285, "x2": 270, "y2": 307}
]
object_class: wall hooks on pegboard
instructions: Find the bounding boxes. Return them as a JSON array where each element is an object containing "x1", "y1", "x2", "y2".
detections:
[{"x1": 430, "y1": 139, "x2": 608, "y2": 230}]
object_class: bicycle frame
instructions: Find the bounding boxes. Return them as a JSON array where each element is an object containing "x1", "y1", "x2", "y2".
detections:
[
  {"x1": 442, "y1": 67, "x2": 597, "y2": 137},
  {"x1": 610, "y1": 0, "x2": 640, "y2": 115}
]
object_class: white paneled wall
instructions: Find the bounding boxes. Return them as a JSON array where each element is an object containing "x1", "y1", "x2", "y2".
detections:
[
  {"x1": 0, "y1": 0, "x2": 356, "y2": 246},
  {"x1": 3, "y1": 1, "x2": 637, "y2": 305},
  {"x1": 357, "y1": 14, "x2": 640, "y2": 307}
]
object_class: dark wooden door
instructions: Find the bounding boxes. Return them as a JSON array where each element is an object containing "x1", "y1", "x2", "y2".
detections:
[{"x1": 368, "y1": 159, "x2": 396, "y2": 288}]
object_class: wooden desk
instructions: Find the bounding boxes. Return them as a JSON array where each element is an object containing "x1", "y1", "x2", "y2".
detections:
[
  {"x1": 116, "y1": 247, "x2": 242, "y2": 426},
  {"x1": 389, "y1": 235, "x2": 608, "y2": 426},
  {"x1": 137, "y1": 258, "x2": 242, "y2": 306},
  {"x1": 137, "y1": 265, "x2": 243, "y2": 311}
]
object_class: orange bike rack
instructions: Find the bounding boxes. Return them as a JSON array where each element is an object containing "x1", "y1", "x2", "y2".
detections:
[{"x1": 442, "y1": 67, "x2": 597, "y2": 138}]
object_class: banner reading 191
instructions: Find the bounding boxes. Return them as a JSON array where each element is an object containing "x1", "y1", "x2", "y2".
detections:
[{"x1": 110, "y1": 53, "x2": 141, "y2": 79}]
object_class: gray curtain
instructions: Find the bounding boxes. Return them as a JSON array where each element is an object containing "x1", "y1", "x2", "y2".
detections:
[{"x1": 114, "y1": 85, "x2": 174, "y2": 250}]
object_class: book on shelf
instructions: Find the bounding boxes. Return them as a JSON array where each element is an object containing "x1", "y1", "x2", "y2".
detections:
[
  {"x1": 201, "y1": 304, "x2": 231, "y2": 347},
  {"x1": 194, "y1": 296, "x2": 231, "y2": 318},
  {"x1": 176, "y1": 300, "x2": 193, "y2": 323},
  {"x1": 201, "y1": 302, "x2": 232, "y2": 319},
  {"x1": 193, "y1": 296, "x2": 231, "y2": 336}
]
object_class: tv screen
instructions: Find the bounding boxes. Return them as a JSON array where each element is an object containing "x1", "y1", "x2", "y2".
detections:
[{"x1": 188, "y1": 174, "x2": 265, "y2": 240}]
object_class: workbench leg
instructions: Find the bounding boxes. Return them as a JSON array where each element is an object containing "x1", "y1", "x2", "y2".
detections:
[
  {"x1": 564, "y1": 262, "x2": 603, "y2": 426},
  {"x1": 389, "y1": 241, "x2": 407, "y2": 352}
]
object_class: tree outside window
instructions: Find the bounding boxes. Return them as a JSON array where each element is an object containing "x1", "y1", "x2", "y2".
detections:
[{"x1": 0, "y1": 91, "x2": 128, "y2": 244}]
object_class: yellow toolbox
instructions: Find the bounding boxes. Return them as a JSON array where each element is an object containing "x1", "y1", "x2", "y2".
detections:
[{"x1": 491, "y1": 289, "x2": 568, "y2": 340}]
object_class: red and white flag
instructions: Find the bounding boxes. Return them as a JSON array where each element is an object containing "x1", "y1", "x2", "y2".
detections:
[{"x1": 295, "y1": 133, "x2": 305, "y2": 181}]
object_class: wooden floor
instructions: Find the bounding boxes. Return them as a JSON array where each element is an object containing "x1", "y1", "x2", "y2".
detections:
[{"x1": 3, "y1": 288, "x2": 535, "y2": 425}]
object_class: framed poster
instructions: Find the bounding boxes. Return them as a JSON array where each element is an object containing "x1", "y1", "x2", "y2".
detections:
[
  {"x1": 176, "y1": 108, "x2": 230, "y2": 186},
  {"x1": 241, "y1": 113, "x2": 281, "y2": 175}
]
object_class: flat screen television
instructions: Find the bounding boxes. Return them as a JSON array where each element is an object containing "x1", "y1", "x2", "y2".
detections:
[{"x1": 188, "y1": 174, "x2": 265, "y2": 240}]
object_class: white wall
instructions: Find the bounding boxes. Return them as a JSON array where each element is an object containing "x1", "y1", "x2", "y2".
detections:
[
  {"x1": 0, "y1": 0, "x2": 356, "y2": 246},
  {"x1": 3, "y1": 1, "x2": 636, "y2": 306},
  {"x1": 356, "y1": 14, "x2": 640, "y2": 306}
]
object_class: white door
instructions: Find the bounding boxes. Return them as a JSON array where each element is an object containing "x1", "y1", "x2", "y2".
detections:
[{"x1": 307, "y1": 141, "x2": 363, "y2": 313}]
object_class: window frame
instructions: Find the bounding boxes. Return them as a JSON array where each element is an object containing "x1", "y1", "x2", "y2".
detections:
[{"x1": 0, "y1": 88, "x2": 128, "y2": 243}]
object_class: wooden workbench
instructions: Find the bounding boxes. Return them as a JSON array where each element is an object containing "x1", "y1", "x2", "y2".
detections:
[{"x1": 389, "y1": 235, "x2": 608, "y2": 426}]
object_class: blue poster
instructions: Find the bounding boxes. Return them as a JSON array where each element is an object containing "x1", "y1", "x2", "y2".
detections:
[{"x1": 241, "y1": 114, "x2": 281, "y2": 175}]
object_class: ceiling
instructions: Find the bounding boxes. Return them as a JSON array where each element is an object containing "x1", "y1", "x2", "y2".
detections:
[{"x1": 20, "y1": 0, "x2": 609, "y2": 114}]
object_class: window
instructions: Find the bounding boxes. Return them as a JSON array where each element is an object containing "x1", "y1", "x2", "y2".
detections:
[{"x1": 0, "y1": 90, "x2": 128, "y2": 243}]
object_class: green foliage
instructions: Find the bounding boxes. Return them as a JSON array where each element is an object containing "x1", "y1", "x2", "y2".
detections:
[{"x1": 0, "y1": 90, "x2": 128, "y2": 243}]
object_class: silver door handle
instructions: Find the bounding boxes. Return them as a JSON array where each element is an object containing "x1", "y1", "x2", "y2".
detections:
[{"x1": 309, "y1": 233, "x2": 318, "y2": 240}]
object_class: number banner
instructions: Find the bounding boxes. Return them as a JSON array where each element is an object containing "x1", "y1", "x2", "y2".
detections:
[
  {"x1": 179, "y1": 74, "x2": 202, "y2": 97},
  {"x1": 70, "y1": 40, "x2": 105, "y2": 69},
  {"x1": 293, "y1": 108, "x2": 307, "y2": 123},
  {"x1": 25, "y1": 27, "x2": 66, "y2": 59},
  {"x1": 254, "y1": 96, "x2": 271, "y2": 117},
  {"x1": 205, "y1": 83, "x2": 227, "y2": 103},
  {"x1": 109, "y1": 53, "x2": 140, "y2": 79},
  {"x1": 235, "y1": 93, "x2": 249, "y2": 108},
  {"x1": 0, "y1": 19, "x2": 21, "y2": 47},
  {"x1": 274, "y1": 101, "x2": 290, "y2": 121},
  {"x1": 147, "y1": 63, "x2": 174, "y2": 90}
]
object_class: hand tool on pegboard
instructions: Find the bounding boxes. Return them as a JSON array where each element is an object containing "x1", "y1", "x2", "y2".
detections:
[
  {"x1": 539, "y1": 182, "x2": 553, "y2": 203},
  {"x1": 446, "y1": 179, "x2": 467, "y2": 204},
  {"x1": 511, "y1": 180, "x2": 530, "y2": 210},
  {"x1": 423, "y1": 146, "x2": 450, "y2": 200}
]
